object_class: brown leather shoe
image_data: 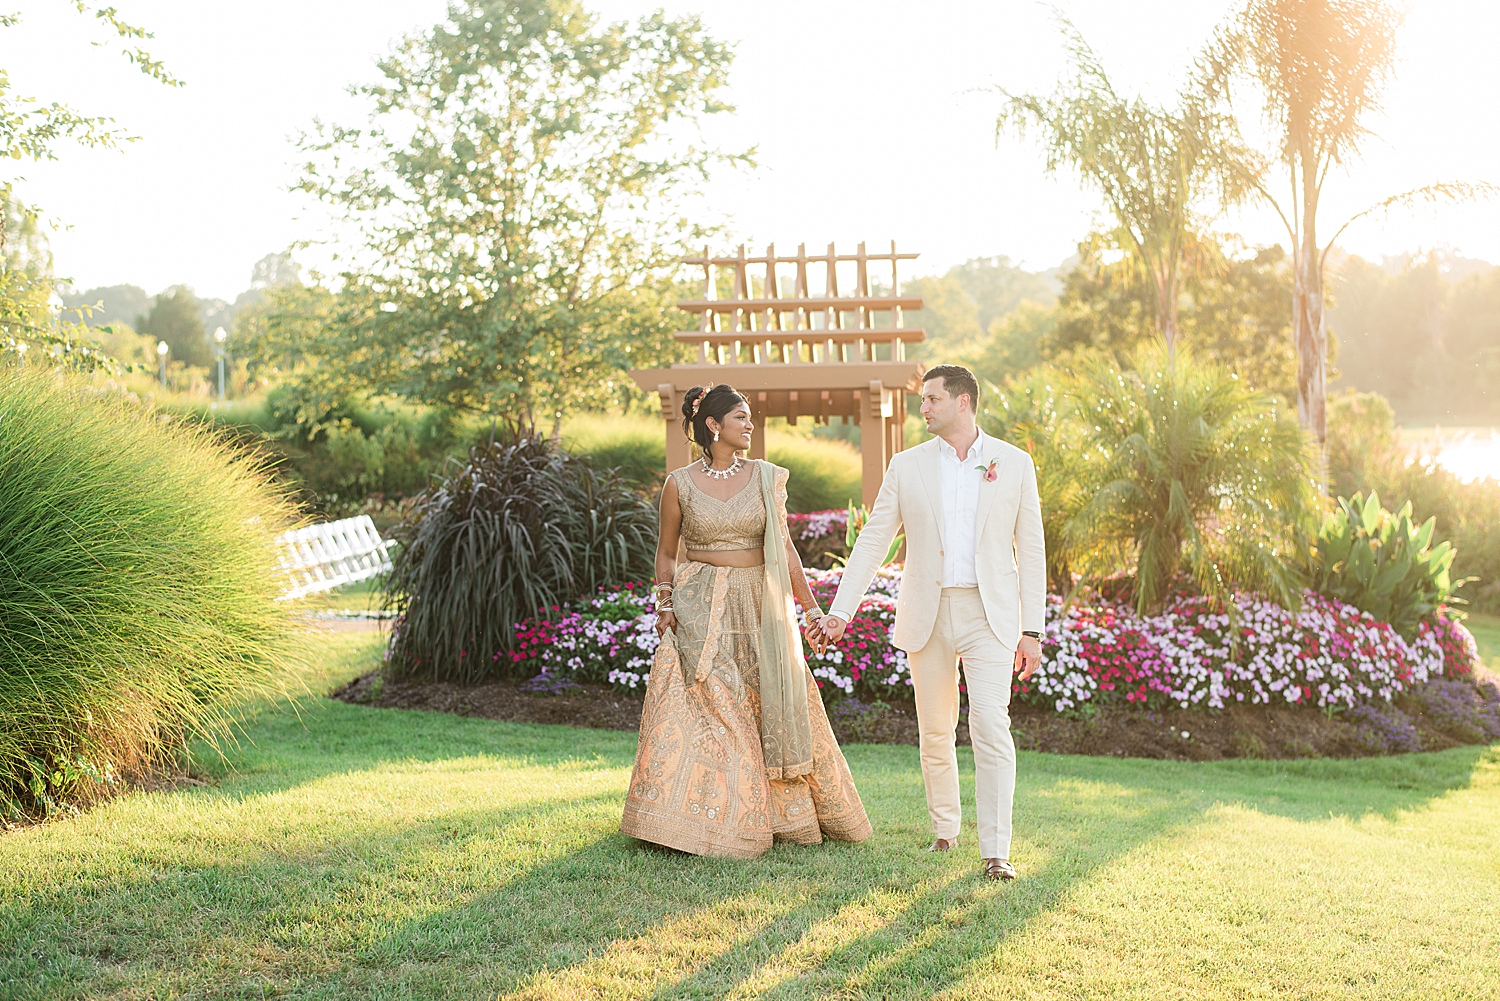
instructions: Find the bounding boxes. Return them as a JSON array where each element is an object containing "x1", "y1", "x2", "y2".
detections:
[
  {"x1": 984, "y1": 858, "x2": 1017, "y2": 881},
  {"x1": 927, "y1": 837, "x2": 957, "y2": 852}
]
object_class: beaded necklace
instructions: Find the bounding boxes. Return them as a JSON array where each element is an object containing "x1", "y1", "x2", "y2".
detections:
[{"x1": 700, "y1": 454, "x2": 743, "y2": 480}]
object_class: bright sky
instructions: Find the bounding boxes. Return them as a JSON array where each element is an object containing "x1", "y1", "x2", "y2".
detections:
[{"x1": 5, "y1": 0, "x2": 1499, "y2": 301}]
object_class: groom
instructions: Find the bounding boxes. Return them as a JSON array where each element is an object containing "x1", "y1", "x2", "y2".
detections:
[{"x1": 820, "y1": 364, "x2": 1045, "y2": 880}]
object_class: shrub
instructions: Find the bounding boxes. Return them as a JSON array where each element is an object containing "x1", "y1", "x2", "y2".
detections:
[
  {"x1": 508, "y1": 566, "x2": 1485, "y2": 723},
  {"x1": 0, "y1": 373, "x2": 306, "y2": 819},
  {"x1": 385, "y1": 426, "x2": 657, "y2": 683},
  {"x1": 1426, "y1": 611, "x2": 1481, "y2": 677},
  {"x1": 171, "y1": 390, "x2": 480, "y2": 520},
  {"x1": 236, "y1": 390, "x2": 470, "y2": 516},
  {"x1": 562, "y1": 414, "x2": 666, "y2": 490},
  {"x1": 1327, "y1": 390, "x2": 1500, "y2": 614},
  {"x1": 766, "y1": 431, "x2": 861, "y2": 513},
  {"x1": 564, "y1": 414, "x2": 862, "y2": 512},
  {"x1": 803, "y1": 568, "x2": 908, "y2": 699},
  {"x1": 1031, "y1": 591, "x2": 1474, "y2": 713},
  {"x1": 1303, "y1": 491, "x2": 1461, "y2": 639},
  {"x1": 509, "y1": 566, "x2": 908, "y2": 701},
  {"x1": 1065, "y1": 346, "x2": 1318, "y2": 613}
]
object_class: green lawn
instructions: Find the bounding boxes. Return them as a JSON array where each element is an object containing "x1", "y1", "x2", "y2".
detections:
[
  {"x1": 3, "y1": 634, "x2": 1499, "y2": 1000},
  {"x1": 292, "y1": 577, "x2": 386, "y2": 616},
  {"x1": 1468, "y1": 613, "x2": 1500, "y2": 671}
]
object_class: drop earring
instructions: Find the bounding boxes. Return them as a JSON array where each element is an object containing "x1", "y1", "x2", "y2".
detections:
[{"x1": 713, "y1": 430, "x2": 720, "y2": 442}]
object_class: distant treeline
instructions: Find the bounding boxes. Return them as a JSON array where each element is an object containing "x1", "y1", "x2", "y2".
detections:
[{"x1": 903, "y1": 241, "x2": 1500, "y2": 425}]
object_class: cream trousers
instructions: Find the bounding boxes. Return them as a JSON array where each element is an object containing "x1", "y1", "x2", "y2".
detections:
[{"x1": 908, "y1": 587, "x2": 1016, "y2": 859}]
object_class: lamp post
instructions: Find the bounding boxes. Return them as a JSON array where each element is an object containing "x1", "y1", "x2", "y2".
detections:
[
  {"x1": 213, "y1": 326, "x2": 227, "y2": 407},
  {"x1": 156, "y1": 340, "x2": 169, "y2": 387}
]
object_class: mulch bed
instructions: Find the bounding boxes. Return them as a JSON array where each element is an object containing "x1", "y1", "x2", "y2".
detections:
[{"x1": 330, "y1": 671, "x2": 1494, "y2": 760}]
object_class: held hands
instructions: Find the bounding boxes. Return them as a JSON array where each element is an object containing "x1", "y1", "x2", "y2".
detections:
[
  {"x1": 1013, "y1": 634, "x2": 1042, "y2": 680},
  {"x1": 819, "y1": 614, "x2": 846, "y2": 644},
  {"x1": 803, "y1": 618, "x2": 828, "y2": 656}
]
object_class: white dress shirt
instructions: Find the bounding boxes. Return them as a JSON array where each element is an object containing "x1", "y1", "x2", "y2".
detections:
[
  {"x1": 828, "y1": 427, "x2": 990, "y2": 624},
  {"x1": 937, "y1": 427, "x2": 985, "y2": 587}
]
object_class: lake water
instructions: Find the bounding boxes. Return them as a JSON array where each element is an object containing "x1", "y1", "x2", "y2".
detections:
[{"x1": 1402, "y1": 427, "x2": 1500, "y2": 484}]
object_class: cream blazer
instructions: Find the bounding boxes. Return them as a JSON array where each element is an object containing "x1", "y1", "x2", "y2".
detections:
[{"x1": 829, "y1": 434, "x2": 1046, "y2": 653}]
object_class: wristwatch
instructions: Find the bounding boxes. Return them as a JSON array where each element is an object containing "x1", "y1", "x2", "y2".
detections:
[{"x1": 1021, "y1": 630, "x2": 1040, "y2": 639}]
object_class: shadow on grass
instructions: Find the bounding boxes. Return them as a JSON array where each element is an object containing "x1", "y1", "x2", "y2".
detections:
[
  {"x1": 7, "y1": 699, "x2": 1495, "y2": 1000},
  {"x1": 342, "y1": 733, "x2": 1497, "y2": 999}
]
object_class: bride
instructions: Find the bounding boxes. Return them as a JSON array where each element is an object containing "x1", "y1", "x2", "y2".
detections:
[{"x1": 621, "y1": 383, "x2": 873, "y2": 857}]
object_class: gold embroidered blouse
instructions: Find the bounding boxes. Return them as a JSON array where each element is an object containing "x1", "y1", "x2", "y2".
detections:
[{"x1": 672, "y1": 462, "x2": 767, "y2": 551}]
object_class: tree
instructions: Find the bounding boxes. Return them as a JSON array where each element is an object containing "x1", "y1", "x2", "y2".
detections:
[
  {"x1": 1, "y1": 188, "x2": 118, "y2": 371},
  {"x1": 1050, "y1": 231, "x2": 1301, "y2": 401},
  {"x1": 289, "y1": 0, "x2": 745, "y2": 433},
  {"x1": 1202, "y1": 0, "x2": 1399, "y2": 449},
  {"x1": 234, "y1": 282, "x2": 349, "y2": 429},
  {"x1": 1203, "y1": 0, "x2": 1495, "y2": 446},
  {"x1": 1325, "y1": 250, "x2": 1500, "y2": 423},
  {"x1": 998, "y1": 20, "x2": 1246, "y2": 363},
  {"x1": 137, "y1": 286, "x2": 212, "y2": 368},
  {"x1": 0, "y1": 5, "x2": 179, "y2": 169},
  {"x1": 905, "y1": 255, "x2": 1063, "y2": 361},
  {"x1": 902, "y1": 272, "x2": 983, "y2": 354},
  {"x1": 1066, "y1": 345, "x2": 1318, "y2": 614},
  {"x1": 1, "y1": 3, "x2": 178, "y2": 369},
  {"x1": 58, "y1": 283, "x2": 150, "y2": 329},
  {"x1": 963, "y1": 301, "x2": 1054, "y2": 387},
  {"x1": 250, "y1": 252, "x2": 301, "y2": 290}
]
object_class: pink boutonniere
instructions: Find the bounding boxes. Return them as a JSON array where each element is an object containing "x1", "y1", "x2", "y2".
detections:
[{"x1": 975, "y1": 458, "x2": 999, "y2": 482}]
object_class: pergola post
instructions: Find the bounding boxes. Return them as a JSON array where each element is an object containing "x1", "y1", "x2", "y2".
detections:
[
  {"x1": 659, "y1": 383, "x2": 690, "y2": 472},
  {"x1": 749, "y1": 392, "x2": 768, "y2": 460},
  {"x1": 861, "y1": 380, "x2": 891, "y2": 508}
]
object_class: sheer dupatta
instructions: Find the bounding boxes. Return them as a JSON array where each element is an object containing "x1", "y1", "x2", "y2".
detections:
[{"x1": 756, "y1": 460, "x2": 814, "y2": 780}]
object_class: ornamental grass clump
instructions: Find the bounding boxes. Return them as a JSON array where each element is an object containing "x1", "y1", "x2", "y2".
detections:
[
  {"x1": 0, "y1": 372, "x2": 307, "y2": 819},
  {"x1": 384, "y1": 425, "x2": 656, "y2": 683}
]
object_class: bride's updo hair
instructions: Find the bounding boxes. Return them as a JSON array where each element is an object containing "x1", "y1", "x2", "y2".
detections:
[{"x1": 681, "y1": 384, "x2": 749, "y2": 453}]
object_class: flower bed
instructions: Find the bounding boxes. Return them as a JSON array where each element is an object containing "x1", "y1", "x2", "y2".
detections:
[
  {"x1": 786, "y1": 509, "x2": 850, "y2": 569},
  {"x1": 508, "y1": 584, "x2": 659, "y2": 690},
  {"x1": 802, "y1": 567, "x2": 907, "y2": 698},
  {"x1": 1026, "y1": 592, "x2": 1469, "y2": 713},
  {"x1": 508, "y1": 567, "x2": 1480, "y2": 714},
  {"x1": 787, "y1": 509, "x2": 849, "y2": 543}
]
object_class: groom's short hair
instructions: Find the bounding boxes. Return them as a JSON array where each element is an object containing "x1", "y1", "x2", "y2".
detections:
[{"x1": 922, "y1": 364, "x2": 979, "y2": 413}]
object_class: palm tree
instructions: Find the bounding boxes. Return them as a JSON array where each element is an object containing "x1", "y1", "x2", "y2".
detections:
[
  {"x1": 998, "y1": 20, "x2": 1248, "y2": 364},
  {"x1": 1067, "y1": 345, "x2": 1318, "y2": 614},
  {"x1": 1201, "y1": 0, "x2": 1495, "y2": 447}
]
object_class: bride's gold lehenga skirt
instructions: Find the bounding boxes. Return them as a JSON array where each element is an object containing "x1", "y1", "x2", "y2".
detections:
[{"x1": 621, "y1": 562, "x2": 873, "y2": 857}]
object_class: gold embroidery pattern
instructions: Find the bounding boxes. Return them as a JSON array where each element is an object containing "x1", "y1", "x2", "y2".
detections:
[{"x1": 620, "y1": 468, "x2": 872, "y2": 857}]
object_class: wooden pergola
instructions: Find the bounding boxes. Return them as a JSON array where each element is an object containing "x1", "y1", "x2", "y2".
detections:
[{"x1": 629, "y1": 241, "x2": 927, "y2": 506}]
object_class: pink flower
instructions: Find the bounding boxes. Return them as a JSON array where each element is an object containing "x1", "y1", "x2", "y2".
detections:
[{"x1": 975, "y1": 458, "x2": 999, "y2": 481}]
